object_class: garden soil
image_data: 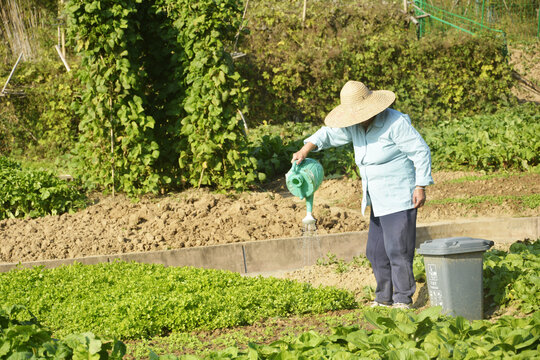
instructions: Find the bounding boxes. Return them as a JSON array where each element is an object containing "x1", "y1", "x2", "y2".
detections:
[{"x1": 1, "y1": 171, "x2": 538, "y2": 265}]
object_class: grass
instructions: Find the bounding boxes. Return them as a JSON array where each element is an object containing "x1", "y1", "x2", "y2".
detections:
[{"x1": 428, "y1": 193, "x2": 540, "y2": 209}]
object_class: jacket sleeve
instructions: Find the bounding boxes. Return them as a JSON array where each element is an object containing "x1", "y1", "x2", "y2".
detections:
[
  {"x1": 304, "y1": 126, "x2": 353, "y2": 152},
  {"x1": 390, "y1": 115, "x2": 434, "y2": 187}
]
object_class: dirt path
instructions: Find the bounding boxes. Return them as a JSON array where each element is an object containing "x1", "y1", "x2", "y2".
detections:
[{"x1": 1, "y1": 171, "x2": 538, "y2": 264}]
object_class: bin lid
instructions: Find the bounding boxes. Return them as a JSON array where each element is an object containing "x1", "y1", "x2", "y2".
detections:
[{"x1": 418, "y1": 237, "x2": 494, "y2": 256}]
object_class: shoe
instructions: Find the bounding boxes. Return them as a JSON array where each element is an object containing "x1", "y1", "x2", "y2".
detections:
[
  {"x1": 370, "y1": 301, "x2": 391, "y2": 308},
  {"x1": 392, "y1": 302, "x2": 411, "y2": 309}
]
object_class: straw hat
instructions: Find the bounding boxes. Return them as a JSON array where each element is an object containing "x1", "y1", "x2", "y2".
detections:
[{"x1": 324, "y1": 81, "x2": 396, "y2": 128}]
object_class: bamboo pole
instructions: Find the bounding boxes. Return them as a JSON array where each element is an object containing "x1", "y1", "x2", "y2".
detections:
[
  {"x1": 238, "y1": 109, "x2": 248, "y2": 136},
  {"x1": 57, "y1": 16, "x2": 61, "y2": 48},
  {"x1": 537, "y1": 6, "x2": 540, "y2": 38},
  {"x1": 1, "y1": 0, "x2": 34, "y2": 59},
  {"x1": 1, "y1": 52, "x2": 24, "y2": 95},
  {"x1": 481, "y1": 0, "x2": 485, "y2": 25},
  {"x1": 232, "y1": 0, "x2": 249, "y2": 56},
  {"x1": 55, "y1": 45, "x2": 70, "y2": 71},
  {"x1": 302, "y1": 0, "x2": 307, "y2": 27},
  {"x1": 60, "y1": 0, "x2": 65, "y2": 57}
]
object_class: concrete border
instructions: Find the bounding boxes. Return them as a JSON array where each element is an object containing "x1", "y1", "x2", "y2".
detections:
[{"x1": 0, "y1": 216, "x2": 537, "y2": 274}]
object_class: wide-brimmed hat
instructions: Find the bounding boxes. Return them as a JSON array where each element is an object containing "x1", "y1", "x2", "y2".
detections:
[{"x1": 324, "y1": 81, "x2": 396, "y2": 128}]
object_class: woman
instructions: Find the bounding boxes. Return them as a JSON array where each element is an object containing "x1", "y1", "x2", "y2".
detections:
[{"x1": 292, "y1": 80, "x2": 433, "y2": 308}]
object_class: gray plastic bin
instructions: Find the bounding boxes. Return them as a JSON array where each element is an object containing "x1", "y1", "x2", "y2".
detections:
[{"x1": 418, "y1": 237, "x2": 494, "y2": 320}]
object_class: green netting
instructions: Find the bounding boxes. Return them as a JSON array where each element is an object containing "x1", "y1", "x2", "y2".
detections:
[{"x1": 413, "y1": 0, "x2": 539, "y2": 40}]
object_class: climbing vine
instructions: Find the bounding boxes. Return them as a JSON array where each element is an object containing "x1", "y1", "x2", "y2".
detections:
[
  {"x1": 159, "y1": 0, "x2": 257, "y2": 189},
  {"x1": 65, "y1": 0, "x2": 256, "y2": 195}
]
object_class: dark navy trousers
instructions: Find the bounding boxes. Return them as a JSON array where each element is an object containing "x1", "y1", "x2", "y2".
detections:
[{"x1": 366, "y1": 208, "x2": 417, "y2": 305}]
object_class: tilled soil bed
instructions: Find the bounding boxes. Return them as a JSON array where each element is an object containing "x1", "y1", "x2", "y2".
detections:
[{"x1": 1, "y1": 171, "x2": 539, "y2": 264}]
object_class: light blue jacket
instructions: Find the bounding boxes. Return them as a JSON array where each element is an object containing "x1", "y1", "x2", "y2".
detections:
[{"x1": 304, "y1": 108, "x2": 434, "y2": 217}]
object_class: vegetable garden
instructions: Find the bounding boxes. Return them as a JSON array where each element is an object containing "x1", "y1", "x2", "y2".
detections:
[
  {"x1": 1, "y1": 240, "x2": 539, "y2": 358},
  {"x1": 0, "y1": 0, "x2": 539, "y2": 358}
]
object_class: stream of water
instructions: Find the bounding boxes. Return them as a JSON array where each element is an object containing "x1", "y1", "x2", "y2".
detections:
[{"x1": 302, "y1": 222, "x2": 322, "y2": 266}]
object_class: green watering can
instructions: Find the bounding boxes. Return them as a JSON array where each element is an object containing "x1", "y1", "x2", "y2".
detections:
[{"x1": 285, "y1": 158, "x2": 324, "y2": 224}]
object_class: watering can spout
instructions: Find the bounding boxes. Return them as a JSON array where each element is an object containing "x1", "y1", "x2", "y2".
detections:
[{"x1": 285, "y1": 158, "x2": 324, "y2": 224}]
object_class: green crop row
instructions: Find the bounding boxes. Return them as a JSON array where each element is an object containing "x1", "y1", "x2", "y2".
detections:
[
  {"x1": 248, "y1": 103, "x2": 540, "y2": 183},
  {"x1": 152, "y1": 309, "x2": 540, "y2": 360},
  {"x1": 446, "y1": 170, "x2": 539, "y2": 184},
  {"x1": 4, "y1": 304, "x2": 539, "y2": 360},
  {"x1": 0, "y1": 156, "x2": 86, "y2": 220},
  {"x1": 422, "y1": 103, "x2": 540, "y2": 171},
  {"x1": 0, "y1": 261, "x2": 356, "y2": 339},
  {"x1": 1, "y1": 241, "x2": 538, "y2": 359}
]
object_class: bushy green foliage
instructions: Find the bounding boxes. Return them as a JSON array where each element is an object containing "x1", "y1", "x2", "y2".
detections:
[
  {"x1": 165, "y1": 0, "x2": 258, "y2": 191},
  {"x1": 0, "y1": 305, "x2": 126, "y2": 360},
  {"x1": 0, "y1": 156, "x2": 21, "y2": 170},
  {"x1": 248, "y1": 122, "x2": 315, "y2": 181},
  {"x1": 483, "y1": 239, "x2": 539, "y2": 314},
  {"x1": 0, "y1": 261, "x2": 357, "y2": 339},
  {"x1": 33, "y1": 72, "x2": 80, "y2": 155},
  {"x1": 249, "y1": 122, "x2": 359, "y2": 182},
  {"x1": 65, "y1": 0, "x2": 257, "y2": 195},
  {"x1": 152, "y1": 308, "x2": 540, "y2": 359},
  {"x1": 65, "y1": 0, "x2": 172, "y2": 195},
  {"x1": 0, "y1": 156, "x2": 86, "y2": 219},
  {"x1": 250, "y1": 103, "x2": 539, "y2": 182},
  {"x1": 423, "y1": 104, "x2": 540, "y2": 171},
  {"x1": 237, "y1": 0, "x2": 515, "y2": 126}
]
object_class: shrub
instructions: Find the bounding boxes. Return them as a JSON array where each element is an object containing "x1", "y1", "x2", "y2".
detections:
[{"x1": 236, "y1": 0, "x2": 515, "y2": 126}]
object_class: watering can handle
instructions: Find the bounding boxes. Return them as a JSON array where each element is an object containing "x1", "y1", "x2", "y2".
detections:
[{"x1": 291, "y1": 160, "x2": 299, "y2": 172}]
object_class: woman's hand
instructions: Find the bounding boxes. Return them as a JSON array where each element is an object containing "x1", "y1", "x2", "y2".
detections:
[
  {"x1": 413, "y1": 187, "x2": 426, "y2": 208},
  {"x1": 292, "y1": 142, "x2": 317, "y2": 164}
]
